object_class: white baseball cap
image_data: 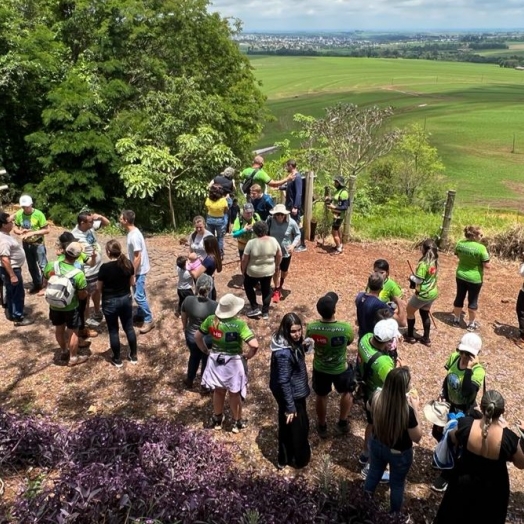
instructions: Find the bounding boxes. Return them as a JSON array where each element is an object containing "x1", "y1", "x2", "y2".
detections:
[
  {"x1": 458, "y1": 333, "x2": 482, "y2": 356},
  {"x1": 19, "y1": 195, "x2": 33, "y2": 207},
  {"x1": 374, "y1": 319, "x2": 401, "y2": 343}
]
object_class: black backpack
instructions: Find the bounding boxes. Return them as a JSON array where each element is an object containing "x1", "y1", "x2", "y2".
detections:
[{"x1": 241, "y1": 168, "x2": 259, "y2": 196}]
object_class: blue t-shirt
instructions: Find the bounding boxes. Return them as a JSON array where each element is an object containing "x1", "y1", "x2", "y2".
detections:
[{"x1": 355, "y1": 292, "x2": 393, "y2": 339}]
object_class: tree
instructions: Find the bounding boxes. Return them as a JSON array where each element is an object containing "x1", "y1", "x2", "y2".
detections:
[
  {"x1": 298, "y1": 104, "x2": 401, "y2": 242},
  {"x1": 0, "y1": 0, "x2": 265, "y2": 226}
]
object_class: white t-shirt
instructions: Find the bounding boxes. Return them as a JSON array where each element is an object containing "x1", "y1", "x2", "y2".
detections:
[
  {"x1": 189, "y1": 229, "x2": 213, "y2": 259},
  {"x1": 127, "y1": 228, "x2": 150, "y2": 276},
  {"x1": 72, "y1": 221, "x2": 102, "y2": 277},
  {"x1": 0, "y1": 232, "x2": 26, "y2": 269},
  {"x1": 244, "y1": 236, "x2": 280, "y2": 278}
]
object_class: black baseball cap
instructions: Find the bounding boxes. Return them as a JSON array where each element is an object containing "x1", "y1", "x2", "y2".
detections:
[{"x1": 316, "y1": 292, "x2": 339, "y2": 318}]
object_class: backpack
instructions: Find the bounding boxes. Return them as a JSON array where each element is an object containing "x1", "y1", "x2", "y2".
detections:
[
  {"x1": 45, "y1": 262, "x2": 82, "y2": 309},
  {"x1": 241, "y1": 168, "x2": 259, "y2": 196}
]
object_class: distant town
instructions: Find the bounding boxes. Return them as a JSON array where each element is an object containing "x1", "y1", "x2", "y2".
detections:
[{"x1": 236, "y1": 31, "x2": 524, "y2": 67}]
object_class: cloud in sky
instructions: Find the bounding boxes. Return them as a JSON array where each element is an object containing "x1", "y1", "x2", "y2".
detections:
[{"x1": 208, "y1": 0, "x2": 524, "y2": 31}]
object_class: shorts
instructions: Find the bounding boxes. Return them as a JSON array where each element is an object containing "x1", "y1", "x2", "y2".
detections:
[
  {"x1": 49, "y1": 307, "x2": 81, "y2": 329},
  {"x1": 312, "y1": 367, "x2": 355, "y2": 397},
  {"x1": 86, "y1": 273, "x2": 98, "y2": 294},
  {"x1": 408, "y1": 294, "x2": 435, "y2": 311},
  {"x1": 332, "y1": 218, "x2": 343, "y2": 231},
  {"x1": 279, "y1": 255, "x2": 292, "y2": 273}
]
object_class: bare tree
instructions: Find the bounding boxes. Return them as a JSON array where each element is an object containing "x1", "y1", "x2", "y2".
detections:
[{"x1": 308, "y1": 104, "x2": 402, "y2": 242}]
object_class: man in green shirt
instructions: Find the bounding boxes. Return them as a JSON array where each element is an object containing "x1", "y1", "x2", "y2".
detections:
[
  {"x1": 13, "y1": 194, "x2": 50, "y2": 294},
  {"x1": 44, "y1": 242, "x2": 89, "y2": 367},
  {"x1": 241, "y1": 155, "x2": 292, "y2": 198},
  {"x1": 325, "y1": 175, "x2": 349, "y2": 255},
  {"x1": 373, "y1": 259, "x2": 406, "y2": 327},
  {"x1": 306, "y1": 292, "x2": 355, "y2": 438}
]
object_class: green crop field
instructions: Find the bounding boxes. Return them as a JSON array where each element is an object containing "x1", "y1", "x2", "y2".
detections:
[{"x1": 252, "y1": 56, "x2": 524, "y2": 208}]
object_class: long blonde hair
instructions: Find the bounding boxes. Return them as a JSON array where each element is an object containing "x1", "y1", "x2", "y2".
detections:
[{"x1": 372, "y1": 367, "x2": 411, "y2": 448}]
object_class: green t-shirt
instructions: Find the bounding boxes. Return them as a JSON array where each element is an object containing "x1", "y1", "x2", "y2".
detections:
[
  {"x1": 455, "y1": 240, "x2": 490, "y2": 284},
  {"x1": 333, "y1": 188, "x2": 349, "y2": 220},
  {"x1": 14, "y1": 208, "x2": 48, "y2": 243},
  {"x1": 43, "y1": 260, "x2": 87, "y2": 311},
  {"x1": 241, "y1": 167, "x2": 271, "y2": 193},
  {"x1": 369, "y1": 278, "x2": 403, "y2": 303},
  {"x1": 357, "y1": 333, "x2": 395, "y2": 398},
  {"x1": 444, "y1": 351, "x2": 485, "y2": 408},
  {"x1": 306, "y1": 320, "x2": 354, "y2": 374},
  {"x1": 415, "y1": 259, "x2": 438, "y2": 301},
  {"x1": 199, "y1": 315, "x2": 254, "y2": 356}
]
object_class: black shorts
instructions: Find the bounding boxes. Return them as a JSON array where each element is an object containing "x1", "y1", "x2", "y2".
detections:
[
  {"x1": 49, "y1": 307, "x2": 81, "y2": 330},
  {"x1": 453, "y1": 278, "x2": 483, "y2": 311},
  {"x1": 332, "y1": 218, "x2": 343, "y2": 231},
  {"x1": 313, "y1": 367, "x2": 355, "y2": 397},
  {"x1": 279, "y1": 255, "x2": 292, "y2": 272}
]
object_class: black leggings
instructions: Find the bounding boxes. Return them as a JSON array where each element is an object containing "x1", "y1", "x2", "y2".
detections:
[
  {"x1": 453, "y1": 278, "x2": 482, "y2": 311},
  {"x1": 244, "y1": 274, "x2": 272, "y2": 314},
  {"x1": 276, "y1": 397, "x2": 310, "y2": 468}
]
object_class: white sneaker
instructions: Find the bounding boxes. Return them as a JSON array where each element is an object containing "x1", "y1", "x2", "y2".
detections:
[{"x1": 85, "y1": 318, "x2": 100, "y2": 328}]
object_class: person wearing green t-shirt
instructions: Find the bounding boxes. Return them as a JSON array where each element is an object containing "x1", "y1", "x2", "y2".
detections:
[
  {"x1": 325, "y1": 175, "x2": 349, "y2": 255},
  {"x1": 13, "y1": 194, "x2": 50, "y2": 294},
  {"x1": 452, "y1": 226, "x2": 490, "y2": 332},
  {"x1": 43, "y1": 242, "x2": 89, "y2": 367},
  {"x1": 241, "y1": 155, "x2": 292, "y2": 197},
  {"x1": 405, "y1": 239, "x2": 438, "y2": 347},
  {"x1": 372, "y1": 259, "x2": 407, "y2": 327},
  {"x1": 306, "y1": 292, "x2": 355, "y2": 438},
  {"x1": 196, "y1": 294, "x2": 259, "y2": 433}
]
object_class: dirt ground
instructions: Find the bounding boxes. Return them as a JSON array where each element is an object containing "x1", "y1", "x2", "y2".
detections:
[{"x1": 1, "y1": 225, "x2": 524, "y2": 523}]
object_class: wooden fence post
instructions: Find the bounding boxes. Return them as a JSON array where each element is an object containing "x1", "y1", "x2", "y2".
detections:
[
  {"x1": 303, "y1": 171, "x2": 314, "y2": 242},
  {"x1": 342, "y1": 174, "x2": 357, "y2": 244},
  {"x1": 438, "y1": 190, "x2": 456, "y2": 249}
]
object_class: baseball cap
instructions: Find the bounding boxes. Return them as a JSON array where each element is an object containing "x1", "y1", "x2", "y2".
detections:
[
  {"x1": 374, "y1": 319, "x2": 401, "y2": 343},
  {"x1": 243, "y1": 203, "x2": 255, "y2": 213},
  {"x1": 19, "y1": 195, "x2": 33, "y2": 207},
  {"x1": 65, "y1": 242, "x2": 83, "y2": 258},
  {"x1": 458, "y1": 333, "x2": 482, "y2": 356},
  {"x1": 333, "y1": 175, "x2": 345, "y2": 186},
  {"x1": 316, "y1": 291, "x2": 339, "y2": 318}
]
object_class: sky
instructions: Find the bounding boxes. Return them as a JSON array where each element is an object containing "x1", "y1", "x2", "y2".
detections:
[{"x1": 208, "y1": 0, "x2": 524, "y2": 32}]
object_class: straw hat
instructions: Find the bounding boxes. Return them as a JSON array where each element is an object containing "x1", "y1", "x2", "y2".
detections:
[
  {"x1": 423, "y1": 400, "x2": 450, "y2": 427},
  {"x1": 215, "y1": 294, "x2": 245, "y2": 319},
  {"x1": 269, "y1": 204, "x2": 290, "y2": 215}
]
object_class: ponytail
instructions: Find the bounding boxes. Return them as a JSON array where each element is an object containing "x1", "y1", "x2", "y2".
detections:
[
  {"x1": 481, "y1": 402, "x2": 495, "y2": 440},
  {"x1": 106, "y1": 239, "x2": 133, "y2": 274}
]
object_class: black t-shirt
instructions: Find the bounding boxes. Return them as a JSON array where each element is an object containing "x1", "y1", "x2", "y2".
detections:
[
  {"x1": 371, "y1": 405, "x2": 418, "y2": 451},
  {"x1": 98, "y1": 260, "x2": 134, "y2": 299},
  {"x1": 213, "y1": 176, "x2": 234, "y2": 196}
]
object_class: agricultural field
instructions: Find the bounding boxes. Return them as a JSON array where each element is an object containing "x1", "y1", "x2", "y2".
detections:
[{"x1": 252, "y1": 56, "x2": 524, "y2": 208}]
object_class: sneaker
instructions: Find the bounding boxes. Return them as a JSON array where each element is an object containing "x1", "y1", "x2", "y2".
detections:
[
  {"x1": 139, "y1": 321, "x2": 155, "y2": 334},
  {"x1": 231, "y1": 419, "x2": 247, "y2": 434},
  {"x1": 336, "y1": 419, "x2": 349, "y2": 435},
  {"x1": 361, "y1": 463, "x2": 370, "y2": 478},
  {"x1": 13, "y1": 318, "x2": 34, "y2": 327},
  {"x1": 431, "y1": 475, "x2": 448, "y2": 492},
  {"x1": 110, "y1": 357, "x2": 123, "y2": 368},
  {"x1": 295, "y1": 245, "x2": 307, "y2": 253},
  {"x1": 359, "y1": 452, "x2": 369, "y2": 465},
  {"x1": 246, "y1": 307, "x2": 261, "y2": 318},
  {"x1": 272, "y1": 289, "x2": 282, "y2": 303},
  {"x1": 91, "y1": 311, "x2": 103, "y2": 322},
  {"x1": 317, "y1": 423, "x2": 328, "y2": 439},
  {"x1": 451, "y1": 316, "x2": 460, "y2": 327},
  {"x1": 419, "y1": 337, "x2": 432, "y2": 347},
  {"x1": 85, "y1": 318, "x2": 100, "y2": 328},
  {"x1": 79, "y1": 328, "x2": 98, "y2": 338},
  {"x1": 68, "y1": 355, "x2": 89, "y2": 367},
  {"x1": 403, "y1": 335, "x2": 418, "y2": 344},
  {"x1": 262, "y1": 312, "x2": 269, "y2": 320},
  {"x1": 210, "y1": 414, "x2": 223, "y2": 431},
  {"x1": 127, "y1": 355, "x2": 138, "y2": 365},
  {"x1": 361, "y1": 463, "x2": 390, "y2": 483},
  {"x1": 333, "y1": 245, "x2": 343, "y2": 255},
  {"x1": 467, "y1": 321, "x2": 479, "y2": 332}
]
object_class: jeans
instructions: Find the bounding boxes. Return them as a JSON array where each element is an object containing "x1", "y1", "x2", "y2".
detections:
[
  {"x1": 0, "y1": 267, "x2": 25, "y2": 321},
  {"x1": 186, "y1": 334, "x2": 211, "y2": 382},
  {"x1": 364, "y1": 436, "x2": 413, "y2": 514},
  {"x1": 133, "y1": 273, "x2": 153, "y2": 323},
  {"x1": 102, "y1": 294, "x2": 137, "y2": 361},
  {"x1": 23, "y1": 242, "x2": 47, "y2": 289},
  {"x1": 206, "y1": 216, "x2": 225, "y2": 254}
]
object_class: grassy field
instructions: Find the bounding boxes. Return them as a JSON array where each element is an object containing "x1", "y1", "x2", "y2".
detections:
[{"x1": 252, "y1": 56, "x2": 524, "y2": 207}]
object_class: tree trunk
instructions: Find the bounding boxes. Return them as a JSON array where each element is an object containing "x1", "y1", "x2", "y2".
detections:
[
  {"x1": 342, "y1": 175, "x2": 357, "y2": 244},
  {"x1": 437, "y1": 190, "x2": 456, "y2": 249},
  {"x1": 303, "y1": 171, "x2": 315, "y2": 242},
  {"x1": 168, "y1": 182, "x2": 176, "y2": 230}
]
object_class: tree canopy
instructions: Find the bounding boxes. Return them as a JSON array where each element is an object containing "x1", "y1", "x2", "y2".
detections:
[{"x1": 0, "y1": 0, "x2": 265, "y2": 226}]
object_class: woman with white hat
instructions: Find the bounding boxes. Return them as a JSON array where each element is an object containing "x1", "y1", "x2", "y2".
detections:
[
  {"x1": 431, "y1": 332, "x2": 486, "y2": 492},
  {"x1": 266, "y1": 203, "x2": 300, "y2": 303},
  {"x1": 195, "y1": 293, "x2": 259, "y2": 433}
]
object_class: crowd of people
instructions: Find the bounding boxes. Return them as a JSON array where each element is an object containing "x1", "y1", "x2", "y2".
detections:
[{"x1": 1, "y1": 154, "x2": 524, "y2": 522}]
